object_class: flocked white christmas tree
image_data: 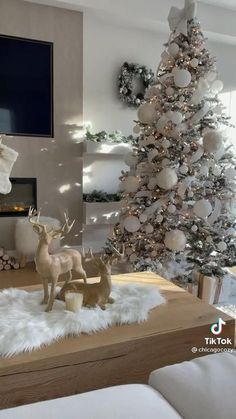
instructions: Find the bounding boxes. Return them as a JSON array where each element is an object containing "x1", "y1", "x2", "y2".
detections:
[{"x1": 108, "y1": 0, "x2": 236, "y2": 283}]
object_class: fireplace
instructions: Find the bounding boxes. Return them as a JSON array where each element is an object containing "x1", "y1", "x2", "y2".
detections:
[{"x1": 0, "y1": 178, "x2": 37, "y2": 217}]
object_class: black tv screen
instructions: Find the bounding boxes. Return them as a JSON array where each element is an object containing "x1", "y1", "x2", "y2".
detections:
[{"x1": 0, "y1": 35, "x2": 53, "y2": 137}]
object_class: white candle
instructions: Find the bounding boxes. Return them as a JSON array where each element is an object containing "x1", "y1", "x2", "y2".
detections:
[{"x1": 65, "y1": 292, "x2": 83, "y2": 313}]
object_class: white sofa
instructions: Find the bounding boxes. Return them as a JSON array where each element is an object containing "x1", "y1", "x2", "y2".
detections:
[{"x1": 1, "y1": 352, "x2": 235, "y2": 419}]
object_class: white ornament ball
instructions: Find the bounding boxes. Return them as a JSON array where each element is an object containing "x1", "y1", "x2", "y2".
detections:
[
  {"x1": 172, "y1": 67, "x2": 179, "y2": 75},
  {"x1": 148, "y1": 148, "x2": 159, "y2": 162},
  {"x1": 168, "y1": 204, "x2": 176, "y2": 214},
  {"x1": 183, "y1": 145, "x2": 191, "y2": 153},
  {"x1": 185, "y1": 112, "x2": 192, "y2": 119},
  {"x1": 161, "y1": 158, "x2": 170, "y2": 167},
  {"x1": 174, "y1": 69, "x2": 192, "y2": 88},
  {"x1": 179, "y1": 165, "x2": 188, "y2": 175},
  {"x1": 168, "y1": 42, "x2": 179, "y2": 56},
  {"x1": 213, "y1": 166, "x2": 221, "y2": 176},
  {"x1": 190, "y1": 58, "x2": 199, "y2": 68},
  {"x1": 161, "y1": 51, "x2": 171, "y2": 64},
  {"x1": 211, "y1": 80, "x2": 224, "y2": 93},
  {"x1": 164, "y1": 229, "x2": 187, "y2": 252},
  {"x1": 199, "y1": 165, "x2": 209, "y2": 176},
  {"x1": 145, "y1": 224, "x2": 154, "y2": 234},
  {"x1": 156, "y1": 214, "x2": 163, "y2": 223},
  {"x1": 130, "y1": 253, "x2": 138, "y2": 262},
  {"x1": 191, "y1": 225, "x2": 198, "y2": 232},
  {"x1": 166, "y1": 86, "x2": 174, "y2": 96},
  {"x1": 206, "y1": 236, "x2": 213, "y2": 243},
  {"x1": 226, "y1": 228, "x2": 235, "y2": 236},
  {"x1": 156, "y1": 115, "x2": 169, "y2": 135},
  {"x1": 156, "y1": 262, "x2": 163, "y2": 270},
  {"x1": 133, "y1": 124, "x2": 140, "y2": 134},
  {"x1": 217, "y1": 241, "x2": 227, "y2": 252},
  {"x1": 162, "y1": 139, "x2": 171, "y2": 149},
  {"x1": 145, "y1": 86, "x2": 160, "y2": 98},
  {"x1": 124, "y1": 152, "x2": 138, "y2": 167},
  {"x1": 166, "y1": 110, "x2": 173, "y2": 119},
  {"x1": 188, "y1": 190, "x2": 194, "y2": 198},
  {"x1": 156, "y1": 168, "x2": 178, "y2": 190},
  {"x1": 170, "y1": 111, "x2": 183, "y2": 125},
  {"x1": 170, "y1": 126, "x2": 180, "y2": 138},
  {"x1": 137, "y1": 103, "x2": 156, "y2": 124},
  {"x1": 146, "y1": 135, "x2": 155, "y2": 145},
  {"x1": 214, "y1": 104, "x2": 223, "y2": 115},
  {"x1": 124, "y1": 216, "x2": 141, "y2": 233},
  {"x1": 139, "y1": 213, "x2": 148, "y2": 223},
  {"x1": 194, "y1": 199, "x2": 212, "y2": 218},
  {"x1": 148, "y1": 177, "x2": 157, "y2": 190},
  {"x1": 123, "y1": 176, "x2": 140, "y2": 193},
  {"x1": 118, "y1": 181, "x2": 125, "y2": 192},
  {"x1": 206, "y1": 71, "x2": 217, "y2": 82},
  {"x1": 126, "y1": 247, "x2": 133, "y2": 256},
  {"x1": 151, "y1": 250, "x2": 157, "y2": 257},
  {"x1": 225, "y1": 168, "x2": 236, "y2": 180},
  {"x1": 203, "y1": 130, "x2": 223, "y2": 153}
]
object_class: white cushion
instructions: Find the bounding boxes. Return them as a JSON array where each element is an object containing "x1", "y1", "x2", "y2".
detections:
[
  {"x1": 149, "y1": 353, "x2": 236, "y2": 419},
  {"x1": 0, "y1": 384, "x2": 181, "y2": 419}
]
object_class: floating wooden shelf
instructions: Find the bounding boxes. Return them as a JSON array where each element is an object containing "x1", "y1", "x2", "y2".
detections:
[
  {"x1": 82, "y1": 139, "x2": 129, "y2": 251},
  {"x1": 83, "y1": 140, "x2": 132, "y2": 155},
  {"x1": 83, "y1": 202, "x2": 121, "y2": 225}
]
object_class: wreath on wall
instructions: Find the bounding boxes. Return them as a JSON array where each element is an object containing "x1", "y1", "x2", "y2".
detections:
[{"x1": 118, "y1": 62, "x2": 155, "y2": 108}]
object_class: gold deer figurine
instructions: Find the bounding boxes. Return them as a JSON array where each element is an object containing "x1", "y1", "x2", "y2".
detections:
[
  {"x1": 28, "y1": 208, "x2": 87, "y2": 312},
  {"x1": 56, "y1": 246, "x2": 124, "y2": 310}
]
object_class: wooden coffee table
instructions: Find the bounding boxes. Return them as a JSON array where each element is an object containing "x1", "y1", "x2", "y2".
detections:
[{"x1": 0, "y1": 272, "x2": 235, "y2": 409}]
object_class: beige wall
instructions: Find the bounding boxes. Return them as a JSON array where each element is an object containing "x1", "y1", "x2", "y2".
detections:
[{"x1": 0, "y1": 0, "x2": 83, "y2": 250}]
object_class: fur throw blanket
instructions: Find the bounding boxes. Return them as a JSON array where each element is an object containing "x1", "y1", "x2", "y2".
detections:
[{"x1": 0, "y1": 283, "x2": 165, "y2": 357}]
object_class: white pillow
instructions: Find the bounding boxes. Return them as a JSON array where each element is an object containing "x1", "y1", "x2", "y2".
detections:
[{"x1": 149, "y1": 353, "x2": 236, "y2": 419}]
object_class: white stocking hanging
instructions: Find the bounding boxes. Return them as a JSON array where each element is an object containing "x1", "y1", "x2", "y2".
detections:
[{"x1": 0, "y1": 143, "x2": 18, "y2": 194}]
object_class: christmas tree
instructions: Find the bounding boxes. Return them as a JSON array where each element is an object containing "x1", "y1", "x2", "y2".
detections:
[{"x1": 109, "y1": 0, "x2": 236, "y2": 283}]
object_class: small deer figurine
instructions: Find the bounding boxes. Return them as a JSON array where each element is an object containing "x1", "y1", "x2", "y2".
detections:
[
  {"x1": 56, "y1": 246, "x2": 124, "y2": 310},
  {"x1": 28, "y1": 208, "x2": 87, "y2": 312}
]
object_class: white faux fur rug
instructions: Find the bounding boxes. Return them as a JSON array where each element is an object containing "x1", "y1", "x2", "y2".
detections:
[{"x1": 0, "y1": 283, "x2": 165, "y2": 357}]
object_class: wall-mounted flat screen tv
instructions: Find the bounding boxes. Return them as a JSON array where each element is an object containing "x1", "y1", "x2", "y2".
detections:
[{"x1": 0, "y1": 35, "x2": 53, "y2": 137}]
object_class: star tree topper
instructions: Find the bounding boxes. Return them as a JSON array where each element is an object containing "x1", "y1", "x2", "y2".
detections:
[{"x1": 168, "y1": 0, "x2": 197, "y2": 36}]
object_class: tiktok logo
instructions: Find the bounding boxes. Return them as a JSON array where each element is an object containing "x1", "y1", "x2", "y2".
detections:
[{"x1": 210, "y1": 317, "x2": 226, "y2": 335}]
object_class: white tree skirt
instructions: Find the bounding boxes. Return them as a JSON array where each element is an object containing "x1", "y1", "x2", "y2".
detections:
[
  {"x1": 216, "y1": 303, "x2": 236, "y2": 319},
  {"x1": 215, "y1": 292, "x2": 236, "y2": 319},
  {"x1": 0, "y1": 283, "x2": 165, "y2": 357}
]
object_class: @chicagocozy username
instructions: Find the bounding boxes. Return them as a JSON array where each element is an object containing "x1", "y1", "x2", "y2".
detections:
[{"x1": 191, "y1": 317, "x2": 235, "y2": 354}]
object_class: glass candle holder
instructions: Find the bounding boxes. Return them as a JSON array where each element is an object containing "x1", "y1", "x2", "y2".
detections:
[{"x1": 65, "y1": 292, "x2": 83, "y2": 313}]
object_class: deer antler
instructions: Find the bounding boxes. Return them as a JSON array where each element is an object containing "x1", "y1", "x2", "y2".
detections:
[
  {"x1": 83, "y1": 248, "x2": 95, "y2": 262},
  {"x1": 49, "y1": 213, "x2": 75, "y2": 238},
  {"x1": 81, "y1": 247, "x2": 86, "y2": 258},
  {"x1": 61, "y1": 213, "x2": 75, "y2": 234},
  {"x1": 28, "y1": 207, "x2": 47, "y2": 232},
  {"x1": 103, "y1": 244, "x2": 125, "y2": 265},
  {"x1": 108, "y1": 244, "x2": 125, "y2": 261}
]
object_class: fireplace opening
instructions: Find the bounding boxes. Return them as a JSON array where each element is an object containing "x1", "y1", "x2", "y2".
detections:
[{"x1": 0, "y1": 178, "x2": 37, "y2": 217}]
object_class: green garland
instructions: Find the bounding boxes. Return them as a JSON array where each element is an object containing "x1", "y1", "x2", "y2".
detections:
[
  {"x1": 83, "y1": 190, "x2": 121, "y2": 203},
  {"x1": 85, "y1": 129, "x2": 135, "y2": 144}
]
